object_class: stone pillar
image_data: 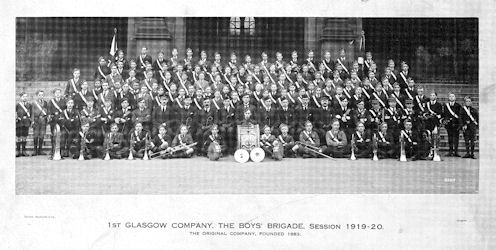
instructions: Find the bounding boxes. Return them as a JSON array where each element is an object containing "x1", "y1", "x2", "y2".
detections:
[
  {"x1": 172, "y1": 17, "x2": 187, "y2": 56},
  {"x1": 304, "y1": 17, "x2": 318, "y2": 55},
  {"x1": 127, "y1": 17, "x2": 172, "y2": 59},
  {"x1": 319, "y1": 18, "x2": 362, "y2": 60}
]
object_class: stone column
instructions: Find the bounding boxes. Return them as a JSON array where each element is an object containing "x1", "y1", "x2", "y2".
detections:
[
  {"x1": 319, "y1": 18, "x2": 362, "y2": 60},
  {"x1": 127, "y1": 17, "x2": 172, "y2": 59},
  {"x1": 304, "y1": 17, "x2": 318, "y2": 55},
  {"x1": 172, "y1": 17, "x2": 187, "y2": 56}
]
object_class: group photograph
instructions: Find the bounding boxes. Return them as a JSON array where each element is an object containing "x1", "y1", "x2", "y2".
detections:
[{"x1": 15, "y1": 17, "x2": 479, "y2": 194}]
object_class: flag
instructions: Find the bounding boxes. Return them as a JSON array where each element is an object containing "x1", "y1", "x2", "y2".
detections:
[{"x1": 109, "y1": 28, "x2": 118, "y2": 57}]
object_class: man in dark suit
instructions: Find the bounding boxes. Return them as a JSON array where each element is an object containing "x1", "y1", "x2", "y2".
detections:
[
  {"x1": 151, "y1": 96, "x2": 175, "y2": 137},
  {"x1": 424, "y1": 92, "x2": 443, "y2": 132},
  {"x1": 460, "y1": 96, "x2": 478, "y2": 159},
  {"x1": 132, "y1": 98, "x2": 152, "y2": 132},
  {"x1": 136, "y1": 47, "x2": 153, "y2": 70},
  {"x1": 258, "y1": 97, "x2": 279, "y2": 135},
  {"x1": 295, "y1": 94, "x2": 313, "y2": 140},
  {"x1": 218, "y1": 98, "x2": 236, "y2": 153},
  {"x1": 61, "y1": 99, "x2": 80, "y2": 157},
  {"x1": 64, "y1": 68, "x2": 84, "y2": 99},
  {"x1": 196, "y1": 99, "x2": 217, "y2": 147},
  {"x1": 236, "y1": 93, "x2": 257, "y2": 122},
  {"x1": 277, "y1": 98, "x2": 297, "y2": 138},
  {"x1": 442, "y1": 92, "x2": 463, "y2": 157},
  {"x1": 313, "y1": 96, "x2": 333, "y2": 143}
]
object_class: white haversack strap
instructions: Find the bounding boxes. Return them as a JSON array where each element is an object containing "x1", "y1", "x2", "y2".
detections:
[
  {"x1": 35, "y1": 101, "x2": 47, "y2": 116},
  {"x1": 303, "y1": 130, "x2": 315, "y2": 144},
  {"x1": 356, "y1": 131, "x2": 363, "y2": 140},
  {"x1": 71, "y1": 79, "x2": 78, "y2": 93},
  {"x1": 337, "y1": 58, "x2": 349, "y2": 73},
  {"x1": 405, "y1": 89, "x2": 414, "y2": 100},
  {"x1": 79, "y1": 92, "x2": 88, "y2": 106},
  {"x1": 287, "y1": 93, "x2": 295, "y2": 103},
  {"x1": 373, "y1": 92, "x2": 386, "y2": 107},
  {"x1": 393, "y1": 94, "x2": 405, "y2": 109},
  {"x1": 378, "y1": 131, "x2": 386, "y2": 142},
  {"x1": 416, "y1": 96, "x2": 425, "y2": 111},
  {"x1": 19, "y1": 102, "x2": 30, "y2": 117},
  {"x1": 401, "y1": 130, "x2": 412, "y2": 143},
  {"x1": 98, "y1": 66, "x2": 106, "y2": 78},
  {"x1": 463, "y1": 106, "x2": 478, "y2": 125},
  {"x1": 427, "y1": 102, "x2": 436, "y2": 115},
  {"x1": 328, "y1": 130, "x2": 339, "y2": 142},
  {"x1": 51, "y1": 99, "x2": 62, "y2": 112},
  {"x1": 400, "y1": 72, "x2": 408, "y2": 83},
  {"x1": 323, "y1": 60, "x2": 332, "y2": 71},
  {"x1": 446, "y1": 103, "x2": 459, "y2": 119},
  {"x1": 312, "y1": 95, "x2": 321, "y2": 107}
]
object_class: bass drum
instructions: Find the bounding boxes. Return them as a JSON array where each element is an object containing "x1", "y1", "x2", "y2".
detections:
[
  {"x1": 234, "y1": 149, "x2": 250, "y2": 163},
  {"x1": 207, "y1": 141, "x2": 222, "y2": 161},
  {"x1": 249, "y1": 147, "x2": 265, "y2": 163}
]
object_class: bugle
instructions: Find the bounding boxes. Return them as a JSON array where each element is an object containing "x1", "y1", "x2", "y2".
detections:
[
  {"x1": 399, "y1": 133, "x2": 407, "y2": 162},
  {"x1": 372, "y1": 133, "x2": 378, "y2": 161},
  {"x1": 151, "y1": 142, "x2": 198, "y2": 158},
  {"x1": 142, "y1": 133, "x2": 150, "y2": 160},
  {"x1": 296, "y1": 141, "x2": 335, "y2": 160},
  {"x1": 128, "y1": 134, "x2": 134, "y2": 160},
  {"x1": 52, "y1": 124, "x2": 62, "y2": 160},
  {"x1": 350, "y1": 133, "x2": 356, "y2": 160},
  {"x1": 432, "y1": 127, "x2": 441, "y2": 162},
  {"x1": 78, "y1": 131, "x2": 86, "y2": 161},
  {"x1": 104, "y1": 133, "x2": 111, "y2": 160}
]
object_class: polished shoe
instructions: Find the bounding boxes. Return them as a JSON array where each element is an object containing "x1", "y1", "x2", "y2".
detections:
[
  {"x1": 453, "y1": 153, "x2": 461, "y2": 157},
  {"x1": 462, "y1": 154, "x2": 471, "y2": 158},
  {"x1": 471, "y1": 154, "x2": 477, "y2": 159}
]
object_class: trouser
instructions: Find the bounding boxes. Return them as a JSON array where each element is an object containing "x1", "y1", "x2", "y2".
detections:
[
  {"x1": 297, "y1": 146, "x2": 319, "y2": 158},
  {"x1": 32, "y1": 123, "x2": 47, "y2": 155},
  {"x1": 16, "y1": 125, "x2": 29, "y2": 156},
  {"x1": 101, "y1": 146, "x2": 130, "y2": 159},
  {"x1": 316, "y1": 128, "x2": 327, "y2": 144},
  {"x1": 170, "y1": 148, "x2": 195, "y2": 158},
  {"x1": 355, "y1": 145, "x2": 371, "y2": 159},
  {"x1": 70, "y1": 145, "x2": 104, "y2": 159},
  {"x1": 219, "y1": 124, "x2": 235, "y2": 151},
  {"x1": 131, "y1": 147, "x2": 146, "y2": 158},
  {"x1": 322, "y1": 145, "x2": 350, "y2": 158},
  {"x1": 377, "y1": 145, "x2": 397, "y2": 159},
  {"x1": 282, "y1": 143, "x2": 298, "y2": 157},
  {"x1": 404, "y1": 142, "x2": 430, "y2": 159},
  {"x1": 463, "y1": 128, "x2": 476, "y2": 155},
  {"x1": 446, "y1": 126, "x2": 460, "y2": 153},
  {"x1": 60, "y1": 128, "x2": 76, "y2": 156},
  {"x1": 196, "y1": 128, "x2": 211, "y2": 148}
]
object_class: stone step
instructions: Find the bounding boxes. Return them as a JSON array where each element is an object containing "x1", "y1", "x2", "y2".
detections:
[{"x1": 21, "y1": 127, "x2": 479, "y2": 152}]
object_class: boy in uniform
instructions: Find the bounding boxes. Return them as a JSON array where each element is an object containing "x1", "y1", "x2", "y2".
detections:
[
  {"x1": 16, "y1": 92, "x2": 32, "y2": 157},
  {"x1": 31, "y1": 90, "x2": 48, "y2": 156},
  {"x1": 460, "y1": 96, "x2": 478, "y2": 159}
]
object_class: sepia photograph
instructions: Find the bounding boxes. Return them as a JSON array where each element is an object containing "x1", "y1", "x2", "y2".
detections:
[
  {"x1": 3, "y1": 0, "x2": 495, "y2": 249},
  {"x1": 15, "y1": 17, "x2": 479, "y2": 194}
]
